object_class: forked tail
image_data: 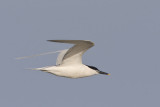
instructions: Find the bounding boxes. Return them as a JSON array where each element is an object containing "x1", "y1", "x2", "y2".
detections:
[{"x1": 25, "y1": 68, "x2": 43, "y2": 70}]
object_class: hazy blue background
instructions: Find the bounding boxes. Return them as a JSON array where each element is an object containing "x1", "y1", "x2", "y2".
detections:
[{"x1": 0, "y1": 0, "x2": 160, "y2": 107}]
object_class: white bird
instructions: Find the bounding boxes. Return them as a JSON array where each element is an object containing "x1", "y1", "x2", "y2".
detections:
[{"x1": 20, "y1": 40, "x2": 110, "y2": 78}]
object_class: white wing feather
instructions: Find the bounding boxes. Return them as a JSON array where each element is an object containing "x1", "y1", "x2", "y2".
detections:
[
  {"x1": 56, "y1": 49, "x2": 68, "y2": 65},
  {"x1": 16, "y1": 50, "x2": 63, "y2": 60},
  {"x1": 16, "y1": 40, "x2": 94, "y2": 66},
  {"x1": 48, "y1": 40, "x2": 94, "y2": 65}
]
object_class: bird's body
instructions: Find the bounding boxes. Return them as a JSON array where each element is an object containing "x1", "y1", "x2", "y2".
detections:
[
  {"x1": 22, "y1": 40, "x2": 110, "y2": 78},
  {"x1": 35, "y1": 64, "x2": 98, "y2": 78}
]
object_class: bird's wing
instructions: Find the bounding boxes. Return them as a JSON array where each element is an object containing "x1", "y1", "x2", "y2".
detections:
[
  {"x1": 56, "y1": 49, "x2": 68, "y2": 65},
  {"x1": 48, "y1": 40, "x2": 94, "y2": 65},
  {"x1": 16, "y1": 50, "x2": 63, "y2": 60}
]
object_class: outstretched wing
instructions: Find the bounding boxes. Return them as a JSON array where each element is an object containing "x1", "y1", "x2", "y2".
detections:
[
  {"x1": 48, "y1": 40, "x2": 94, "y2": 65},
  {"x1": 56, "y1": 49, "x2": 68, "y2": 65}
]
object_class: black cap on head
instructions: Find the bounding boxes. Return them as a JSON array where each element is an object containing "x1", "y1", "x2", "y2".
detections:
[
  {"x1": 98, "y1": 71, "x2": 110, "y2": 75},
  {"x1": 86, "y1": 65, "x2": 99, "y2": 70},
  {"x1": 86, "y1": 65, "x2": 110, "y2": 75}
]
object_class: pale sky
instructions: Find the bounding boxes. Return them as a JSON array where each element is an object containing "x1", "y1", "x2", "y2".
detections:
[{"x1": 0, "y1": 0, "x2": 160, "y2": 107}]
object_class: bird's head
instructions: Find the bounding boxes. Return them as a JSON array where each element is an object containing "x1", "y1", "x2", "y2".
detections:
[{"x1": 86, "y1": 65, "x2": 110, "y2": 75}]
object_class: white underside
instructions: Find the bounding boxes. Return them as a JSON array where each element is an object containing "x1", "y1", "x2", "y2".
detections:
[
  {"x1": 26, "y1": 40, "x2": 97, "y2": 78},
  {"x1": 35, "y1": 64, "x2": 98, "y2": 78}
]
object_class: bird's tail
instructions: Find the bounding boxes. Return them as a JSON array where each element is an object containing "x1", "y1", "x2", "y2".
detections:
[
  {"x1": 26, "y1": 66, "x2": 51, "y2": 71},
  {"x1": 25, "y1": 68, "x2": 42, "y2": 70}
]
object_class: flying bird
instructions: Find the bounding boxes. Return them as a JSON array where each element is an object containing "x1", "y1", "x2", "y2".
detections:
[{"x1": 19, "y1": 40, "x2": 110, "y2": 78}]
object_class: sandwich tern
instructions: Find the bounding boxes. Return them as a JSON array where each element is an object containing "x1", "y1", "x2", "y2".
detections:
[{"x1": 18, "y1": 40, "x2": 110, "y2": 78}]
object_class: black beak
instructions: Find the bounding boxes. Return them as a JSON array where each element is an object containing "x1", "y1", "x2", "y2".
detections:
[{"x1": 99, "y1": 71, "x2": 110, "y2": 75}]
